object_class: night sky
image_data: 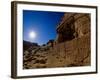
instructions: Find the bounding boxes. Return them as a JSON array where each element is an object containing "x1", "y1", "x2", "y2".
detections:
[{"x1": 23, "y1": 10, "x2": 64, "y2": 45}]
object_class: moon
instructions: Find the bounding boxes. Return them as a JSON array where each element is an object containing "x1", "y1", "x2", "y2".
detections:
[{"x1": 29, "y1": 31, "x2": 36, "y2": 39}]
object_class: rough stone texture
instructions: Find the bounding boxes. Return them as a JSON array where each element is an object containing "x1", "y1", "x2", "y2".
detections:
[
  {"x1": 23, "y1": 13, "x2": 91, "y2": 69},
  {"x1": 54, "y1": 13, "x2": 91, "y2": 67},
  {"x1": 56, "y1": 13, "x2": 90, "y2": 43}
]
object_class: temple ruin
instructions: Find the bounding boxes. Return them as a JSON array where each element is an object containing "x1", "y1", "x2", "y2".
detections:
[{"x1": 55, "y1": 13, "x2": 90, "y2": 44}]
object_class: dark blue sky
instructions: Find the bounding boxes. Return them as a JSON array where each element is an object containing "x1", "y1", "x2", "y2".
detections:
[{"x1": 23, "y1": 10, "x2": 64, "y2": 45}]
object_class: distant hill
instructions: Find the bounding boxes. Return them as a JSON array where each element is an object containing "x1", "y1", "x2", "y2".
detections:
[{"x1": 23, "y1": 40, "x2": 39, "y2": 51}]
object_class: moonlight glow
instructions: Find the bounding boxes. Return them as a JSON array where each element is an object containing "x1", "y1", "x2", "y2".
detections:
[{"x1": 29, "y1": 31, "x2": 36, "y2": 39}]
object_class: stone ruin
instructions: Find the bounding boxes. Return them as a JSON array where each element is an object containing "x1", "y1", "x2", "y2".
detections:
[
  {"x1": 23, "y1": 13, "x2": 91, "y2": 69},
  {"x1": 55, "y1": 13, "x2": 90, "y2": 44}
]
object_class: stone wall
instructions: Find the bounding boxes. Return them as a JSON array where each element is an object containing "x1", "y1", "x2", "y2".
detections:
[
  {"x1": 52, "y1": 34, "x2": 90, "y2": 67},
  {"x1": 52, "y1": 13, "x2": 91, "y2": 67}
]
